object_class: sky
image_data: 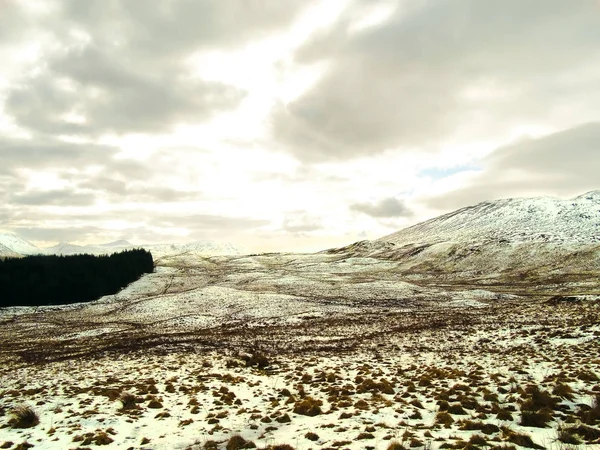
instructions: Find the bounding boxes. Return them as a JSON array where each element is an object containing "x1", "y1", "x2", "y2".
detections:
[{"x1": 1, "y1": 0, "x2": 599, "y2": 252}]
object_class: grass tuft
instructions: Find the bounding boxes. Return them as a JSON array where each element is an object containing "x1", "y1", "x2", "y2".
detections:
[{"x1": 9, "y1": 406, "x2": 39, "y2": 429}]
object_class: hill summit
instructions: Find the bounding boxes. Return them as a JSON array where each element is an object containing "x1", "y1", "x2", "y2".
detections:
[{"x1": 379, "y1": 190, "x2": 600, "y2": 246}]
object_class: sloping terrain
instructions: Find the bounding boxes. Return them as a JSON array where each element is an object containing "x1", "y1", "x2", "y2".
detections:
[
  {"x1": 0, "y1": 191, "x2": 599, "y2": 449},
  {"x1": 329, "y1": 191, "x2": 600, "y2": 286},
  {"x1": 381, "y1": 191, "x2": 600, "y2": 246}
]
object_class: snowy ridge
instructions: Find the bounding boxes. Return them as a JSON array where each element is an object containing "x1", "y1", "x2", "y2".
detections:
[
  {"x1": 0, "y1": 232, "x2": 41, "y2": 257},
  {"x1": 42, "y1": 240, "x2": 242, "y2": 256},
  {"x1": 0, "y1": 231, "x2": 241, "y2": 257},
  {"x1": 144, "y1": 240, "x2": 243, "y2": 257},
  {"x1": 379, "y1": 190, "x2": 600, "y2": 246}
]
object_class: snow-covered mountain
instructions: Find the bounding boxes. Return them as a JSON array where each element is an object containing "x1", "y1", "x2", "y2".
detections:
[
  {"x1": 0, "y1": 232, "x2": 41, "y2": 257},
  {"x1": 144, "y1": 240, "x2": 242, "y2": 257},
  {"x1": 379, "y1": 190, "x2": 600, "y2": 246},
  {"x1": 0, "y1": 231, "x2": 241, "y2": 258},
  {"x1": 42, "y1": 240, "x2": 242, "y2": 257},
  {"x1": 331, "y1": 191, "x2": 600, "y2": 284}
]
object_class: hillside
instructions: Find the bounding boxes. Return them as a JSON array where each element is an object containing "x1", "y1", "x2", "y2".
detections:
[
  {"x1": 327, "y1": 191, "x2": 600, "y2": 285},
  {"x1": 380, "y1": 190, "x2": 600, "y2": 246}
]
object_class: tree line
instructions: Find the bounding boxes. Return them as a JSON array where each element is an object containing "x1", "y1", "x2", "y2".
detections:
[{"x1": 0, "y1": 249, "x2": 154, "y2": 307}]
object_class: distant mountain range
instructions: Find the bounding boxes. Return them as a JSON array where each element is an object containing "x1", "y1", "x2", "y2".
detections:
[
  {"x1": 3, "y1": 191, "x2": 600, "y2": 281},
  {"x1": 0, "y1": 234, "x2": 243, "y2": 258},
  {"x1": 0, "y1": 232, "x2": 40, "y2": 257}
]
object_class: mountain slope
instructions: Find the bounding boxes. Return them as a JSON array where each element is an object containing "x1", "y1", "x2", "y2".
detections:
[
  {"x1": 331, "y1": 191, "x2": 600, "y2": 285},
  {"x1": 0, "y1": 232, "x2": 40, "y2": 257},
  {"x1": 379, "y1": 190, "x2": 600, "y2": 246},
  {"x1": 43, "y1": 240, "x2": 242, "y2": 256}
]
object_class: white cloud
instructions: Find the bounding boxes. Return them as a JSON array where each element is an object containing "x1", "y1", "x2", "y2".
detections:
[{"x1": 0, "y1": 0, "x2": 598, "y2": 252}]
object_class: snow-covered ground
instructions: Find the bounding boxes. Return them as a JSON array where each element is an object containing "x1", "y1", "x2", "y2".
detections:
[
  {"x1": 1, "y1": 191, "x2": 599, "y2": 449},
  {"x1": 0, "y1": 298, "x2": 598, "y2": 449},
  {"x1": 1, "y1": 248, "x2": 599, "y2": 449}
]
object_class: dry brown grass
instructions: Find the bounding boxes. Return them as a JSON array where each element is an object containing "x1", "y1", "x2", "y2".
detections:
[{"x1": 8, "y1": 406, "x2": 39, "y2": 429}]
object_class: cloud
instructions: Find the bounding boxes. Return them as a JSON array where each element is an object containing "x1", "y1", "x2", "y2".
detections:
[
  {"x1": 4, "y1": 0, "x2": 313, "y2": 137},
  {"x1": 0, "y1": 136, "x2": 125, "y2": 174},
  {"x1": 351, "y1": 197, "x2": 412, "y2": 218},
  {"x1": 58, "y1": 0, "x2": 311, "y2": 54},
  {"x1": 5, "y1": 45, "x2": 243, "y2": 136},
  {"x1": 10, "y1": 189, "x2": 97, "y2": 207},
  {"x1": 76, "y1": 175, "x2": 202, "y2": 203},
  {"x1": 157, "y1": 214, "x2": 269, "y2": 232},
  {"x1": 272, "y1": 0, "x2": 600, "y2": 161},
  {"x1": 13, "y1": 225, "x2": 105, "y2": 244},
  {"x1": 425, "y1": 122, "x2": 600, "y2": 209},
  {"x1": 282, "y1": 212, "x2": 323, "y2": 234},
  {"x1": 0, "y1": 1, "x2": 30, "y2": 44}
]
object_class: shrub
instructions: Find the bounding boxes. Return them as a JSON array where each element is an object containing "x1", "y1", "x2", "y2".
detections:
[
  {"x1": 578, "y1": 393, "x2": 600, "y2": 425},
  {"x1": 558, "y1": 424, "x2": 600, "y2": 444},
  {"x1": 495, "y1": 409, "x2": 513, "y2": 421},
  {"x1": 435, "y1": 411, "x2": 454, "y2": 427},
  {"x1": 552, "y1": 383, "x2": 575, "y2": 401},
  {"x1": 501, "y1": 426, "x2": 544, "y2": 449},
  {"x1": 119, "y1": 391, "x2": 138, "y2": 411},
  {"x1": 293, "y1": 397, "x2": 323, "y2": 416},
  {"x1": 243, "y1": 352, "x2": 270, "y2": 368},
  {"x1": 304, "y1": 432, "x2": 319, "y2": 441},
  {"x1": 9, "y1": 406, "x2": 39, "y2": 429},
  {"x1": 520, "y1": 408, "x2": 553, "y2": 428},
  {"x1": 468, "y1": 434, "x2": 487, "y2": 446},
  {"x1": 556, "y1": 424, "x2": 582, "y2": 445},
  {"x1": 356, "y1": 432, "x2": 375, "y2": 440},
  {"x1": 521, "y1": 385, "x2": 559, "y2": 410},
  {"x1": 387, "y1": 442, "x2": 407, "y2": 450},
  {"x1": 147, "y1": 397, "x2": 163, "y2": 409},
  {"x1": 458, "y1": 419, "x2": 499, "y2": 435},
  {"x1": 226, "y1": 435, "x2": 256, "y2": 450},
  {"x1": 447, "y1": 403, "x2": 467, "y2": 415}
]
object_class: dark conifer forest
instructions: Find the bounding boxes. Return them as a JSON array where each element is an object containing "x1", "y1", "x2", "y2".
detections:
[{"x1": 0, "y1": 249, "x2": 154, "y2": 307}]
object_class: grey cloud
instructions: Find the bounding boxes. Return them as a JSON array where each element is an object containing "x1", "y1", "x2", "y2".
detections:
[
  {"x1": 6, "y1": 45, "x2": 243, "y2": 135},
  {"x1": 425, "y1": 122, "x2": 600, "y2": 210},
  {"x1": 77, "y1": 175, "x2": 202, "y2": 203},
  {"x1": 156, "y1": 214, "x2": 269, "y2": 232},
  {"x1": 351, "y1": 197, "x2": 412, "y2": 218},
  {"x1": 122, "y1": 187, "x2": 201, "y2": 203},
  {"x1": 60, "y1": 0, "x2": 310, "y2": 55},
  {"x1": 487, "y1": 122, "x2": 600, "y2": 176},
  {"x1": 77, "y1": 176, "x2": 128, "y2": 197},
  {"x1": 0, "y1": 134, "x2": 196, "y2": 211},
  {"x1": 282, "y1": 212, "x2": 322, "y2": 234},
  {"x1": 273, "y1": 0, "x2": 600, "y2": 161},
  {"x1": 6, "y1": 211, "x2": 270, "y2": 246},
  {"x1": 11, "y1": 189, "x2": 97, "y2": 207},
  {"x1": 4, "y1": 0, "x2": 313, "y2": 137},
  {"x1": 14, "y1": 226, "x2": 104, "y2": 243},
  {"x1": 0, "y1": 136, "x2": 135, "y2": 178},
  {"x1": 0, "y1": 0, "x2": 30, "y2": 43}
]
